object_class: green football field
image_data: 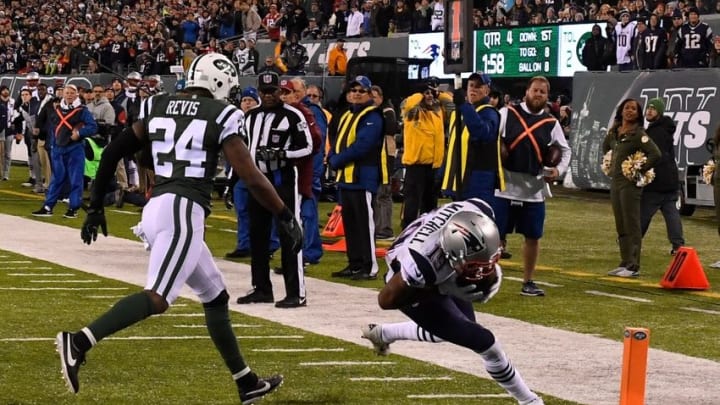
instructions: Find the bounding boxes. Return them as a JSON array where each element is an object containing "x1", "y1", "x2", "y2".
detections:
[{"x1": 1, "y1": 164, "x2": 720, "y2": 404}]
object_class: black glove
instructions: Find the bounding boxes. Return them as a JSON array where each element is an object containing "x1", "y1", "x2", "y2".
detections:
[
  {"x1": 453, "y1": 88, "x2": 466, "y2": 107},
  {"x1": 81, "y1": 206, "x2": 108, "y2": 245},
  {"x1": 256, "y1": 146, "x2": 271, "y2": 162},
  {"x1": 276, "y1": 207, "x2": 303, "y2": 255}
]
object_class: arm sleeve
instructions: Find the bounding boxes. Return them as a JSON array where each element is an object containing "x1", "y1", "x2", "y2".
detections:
[
  {"x1": 550, "y1": 121, "x2": 571, "y2": 176},
  {"x1": 78, "y1": 108, "x2": 98, "y2": 138},
  {"x1": 461, "y1": 104, "x2": 499, "y2": 143},
  {"x1": 329, "y1": 112, "x2": 384, "y2": 169}
]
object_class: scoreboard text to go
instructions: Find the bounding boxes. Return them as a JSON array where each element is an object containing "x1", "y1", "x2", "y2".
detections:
[{"x1": 475, "y1": 23, "x2": 601, "y2": 78}]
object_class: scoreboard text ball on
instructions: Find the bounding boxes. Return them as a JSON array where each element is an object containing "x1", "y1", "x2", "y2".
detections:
[{"x1": 443, "y1": 0, "x2": 474, "y2": 75}]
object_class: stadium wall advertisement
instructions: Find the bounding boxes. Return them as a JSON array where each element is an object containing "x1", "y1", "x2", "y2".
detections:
[{"x1": 571, "y1": 70, "x2": 717, "y2": 190}]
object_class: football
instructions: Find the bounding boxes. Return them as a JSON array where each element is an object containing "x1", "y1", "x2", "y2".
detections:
[
  {"x1": 543, "y1": 145, "x2": 562, "y2": 167},
  {"x1": 455, "y1": 272, "x2": 499, "y2": 297}
]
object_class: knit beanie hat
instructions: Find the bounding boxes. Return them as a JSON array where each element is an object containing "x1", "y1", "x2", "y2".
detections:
[
  {"x1": 241, "y1": 87, "x2": 260, "y2": 104},
  {"x1": 647, "y1": 98, "x2": 665, "y2": 115}
]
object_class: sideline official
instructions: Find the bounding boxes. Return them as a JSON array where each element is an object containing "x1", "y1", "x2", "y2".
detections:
[{"x1": 237, "y1": 72, "x2": 313, "y2": 308}]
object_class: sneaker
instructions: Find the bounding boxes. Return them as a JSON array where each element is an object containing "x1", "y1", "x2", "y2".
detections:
[
  {"x1": 236, "y1": 289, "x2": 274, "y2": 304},
  {"x1": 21, "y1": 177, "x2": 36, "y2": 187},
  {"x1": 609, "y1": 268, "x2": 639, "y2": 278},
  {"x1": 63, "y1": 209, "x2": 78, "y2": 219},
  {"x1": 32, "y1": 187, "x2": 46, "y2": 194},
  {"x1": 521, "y1": 396, "x2": 545, "y2": 405},
  {"x1": 32, "y1": 206, "x2": 53, "y2": 217},
  {"x1": 670, "y1": 247, "x2": 682, "y2": 256},
  {"x1": 55, "y1": 331, "x2": 85, "y2": 394},
  {"x1": 607, "y1": 266, "x2": 628, "y2": 276},
  {"x1": 361, "y1": 324, "x2": 390, "y2": 356},
  {"x1": 273, "y1": 267, "x2": 283, "y2": 275},
  {"x1": 274, "y1": 296, "x2": 307, "y2": 308},
  {"x1": 331, "y1": 266, "x2": 360, "y2": 278},
  {"x1": 240, "y1": 374, "x2": 283, "y2": 404},
  {"x1": 709, "y1": 261, "x2": 720, "y2": 269},
  {"x1": 521, "y1": 281, "x2": 545, "y2": 297},
  {"x1": 225, "y1": 249, "x2": 250, "y2": 259}
]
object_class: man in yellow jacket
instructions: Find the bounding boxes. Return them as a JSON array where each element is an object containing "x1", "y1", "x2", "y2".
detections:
[
  {"x1": 328, "y1": 39, "x2": 348, "y2": 76},
  {"x1": 399, "y1": 77, "x2": 451, "y2": 228}
]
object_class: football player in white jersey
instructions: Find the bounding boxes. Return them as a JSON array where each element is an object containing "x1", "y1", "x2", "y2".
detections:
[{"x1": 362, "y1": 198, "x2": 544, "y2": 405}]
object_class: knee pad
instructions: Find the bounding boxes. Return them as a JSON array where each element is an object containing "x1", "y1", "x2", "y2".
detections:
[{"x1": 203, "y1": 290, "x2": 230, "y2": 308}]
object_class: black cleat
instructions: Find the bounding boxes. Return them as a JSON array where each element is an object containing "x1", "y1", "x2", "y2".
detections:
[
  {"x1": 55, "y1": 331, "x2": 85, "y2": 394},
  {"x1": 274, "y1": 296, "x2": 307, "y2": 308},
  {"x1": 331, "y1": 266, "x2": 360, "y2": 278},
  {"x1": 240, "y1": 374, "x2": 284, "y2": 404},
  {"x1": 236, "y1": 289, "x2": 274, "y2": 304}
]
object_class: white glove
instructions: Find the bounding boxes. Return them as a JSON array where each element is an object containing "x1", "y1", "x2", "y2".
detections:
[{"x1": 437, "y1": 272, "x2": 486, "y2": 302}]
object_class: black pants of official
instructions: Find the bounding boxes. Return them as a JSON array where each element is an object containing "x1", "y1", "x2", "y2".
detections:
[
  {"x1": 401, "y1": 164, "x2": 438, "y2": 229},
  {"x1": 248, "y1": 167, "x2": 305, "y2": 299},
  {"x1": 340, "y1": 188, "x2": 378, "y2": 276}
]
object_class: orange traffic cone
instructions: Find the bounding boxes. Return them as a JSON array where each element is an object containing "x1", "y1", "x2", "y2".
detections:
[
  {"x1": 321, "y1": 205, "x2": 344, "y2": 238},
  {"x1": 660, "y1": 247, "x2": 710, "y2": 290}
]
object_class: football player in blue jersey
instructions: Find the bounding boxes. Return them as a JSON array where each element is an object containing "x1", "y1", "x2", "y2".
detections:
[{"x1": 362, "y1": 198, "x2": 544, "y2": 405}]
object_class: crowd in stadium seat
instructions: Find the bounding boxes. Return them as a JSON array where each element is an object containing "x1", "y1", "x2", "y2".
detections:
[{"x1": 0, "y1": 0, "x2": 715, "y2": 77}]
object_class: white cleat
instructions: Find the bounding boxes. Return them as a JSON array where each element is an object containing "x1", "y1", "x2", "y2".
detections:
[{"x1": 361, "y1": 324, "x2": 390, "y2": 356}]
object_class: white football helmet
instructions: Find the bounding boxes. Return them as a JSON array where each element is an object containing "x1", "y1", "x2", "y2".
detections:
[
  {"x1": 185, "y1": 53, "x2": 239, "y2": 101},
  {"x1": 440, "y1": 211, "x2": 502, "y2": 282}
]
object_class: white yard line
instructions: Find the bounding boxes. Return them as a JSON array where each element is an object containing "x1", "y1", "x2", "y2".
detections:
[
  {"x1": 0, "y1": 335, "x2": 304, "y2": 342},
  {"x1": 681, "y1": 307, "x2": 720, "y2": 315},
  {"x1": 351, "y1": 376, "x2": 452, "y2": 381},
  {"x1": 408, "y1": 393, "x2": 511, "y2": 399},
  {"x1": 173, "y1": 324, "x2": 262, "y2": 328},
  {"x1": 586, "y1": 290, "x2": 653, "y2": 303},
  {"x1": 0, "y1": 287, "x2": 128, "y2": 291},
  {"x1": 7, "y1": 273, "x2": 75, "y2": 276},
  {"x1": 253, "y1": 348, "x2": 345, "y2": 352},
  {"x1": 2, "y1": 213, "x2": 720, "y2": 405},
  {"x1": 300, "y1": 361, "x2": 395, "y2": 366}
]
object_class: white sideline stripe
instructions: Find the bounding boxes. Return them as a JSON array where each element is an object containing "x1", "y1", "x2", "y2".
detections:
[
  {"x1": 219, "y1": 228, "x2": 235, "y2": 233},
  {"x1": 585, "y1": 290, "x2": 653, "y2": 303},
  {"x1": 408, "y1": 394, "x2": 511, "y2": 399},
  {"x1": 504, "y1": 276, "x2": 563, "y2": 287},
  {"x1": 2, "y1": 267, "x2": 52, "y2": 270},
  {"x1": 30, "y1": 280, "x2": 99, "y2": 283},
  {"x1": 0, "y1": 287, "x2": 128, "y2": 291},
  {"x1": 8, "y1": 273, "x2": 75, "y2": 276},
  {"x1": 0, "y1": 254, "x2": 7, "y2": 257},
  {"x1": 108, "y1": 210, "x2": 140, "y2": 215},
  {"x1": 174, "y1": 324, "x2": 262, "y2": 328},
  {"x1": 300, "y1": 361, "x2": 395, "y2": 366},
  {"x1": 87, "y1": 295, "x2": 126, "y2": 299},
  {"x1": 160, "y1": 313, "x2": 205, "y2": 317},
  {"x1": 351, "y1": 376, "x2": 452, "y2": 382},
  {"x1": 0, "y1": 260, "x2": 32, "y2": 263},
  {"x1": 0, "y1": 335, "x2": 305, "y2": 342},
  {"x1": 681, "y1": 307, "x2": 720, "y2": 315},
  {"x1": 253, "y1": 348, "x2": 345, "y2": 352}
]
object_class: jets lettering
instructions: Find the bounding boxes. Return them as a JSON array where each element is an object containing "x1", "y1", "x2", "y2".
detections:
[{"x1": 166, "y1": 100, "x2": 200, "y2": 116}]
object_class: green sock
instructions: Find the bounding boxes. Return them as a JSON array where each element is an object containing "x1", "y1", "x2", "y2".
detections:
[
  {"x1": 87, "y1": 292, "x2": 154, "y2": 342},
  {"x1": 204, "y1": 303, "x2": 249, "y2": 376}
]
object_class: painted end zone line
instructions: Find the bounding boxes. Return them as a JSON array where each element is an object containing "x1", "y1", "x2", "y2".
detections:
[
  {"x1": 1, "y1": 335, "x2": 305, "y2": 342},
  {"x1": 585, "y1": 290, "x2": 653, "y2": 303},
  {"x1": 351, "y1": 376, "x2": 453, "y2": 382},
  {"x1": 408, "y1": 393, "x2": 511, "y2": 399},
  {"x1": 8, "y1": 273, "x2": 75, "y2": 276},
  {"x1": 2, "y1": 267, "x2": 53, "y2": 270},
  {"x1": 300, "y1": 361, "x2": 395, "y2": 366},
  {"x1": 30, "y1": 280, "x2": 99, "y2": 283}
]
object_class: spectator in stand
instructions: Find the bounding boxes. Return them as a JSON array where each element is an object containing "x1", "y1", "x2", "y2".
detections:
[
  {"x1": 634, "y1": 0, "x2": 652, "y2": 22},
  {"x1": 362, "y1": 0, "x2": 376, "y2": 37},
  {"x1": 258, "y1": 56, "x2": 284, "y2": 75},
  {"x1": 333, "y1": 1, "x2": 349, "y2": 38},
  {"x1": 246, "y1": 39, "x2": 260, "y2": 74},
  {"x1": 181, "y1": 13, "x2": 201, "y2": 49},
  {"x1": 710, "y1": 36, "x2": 720, "y2": 67},
  {"x1": 328, "y1": 38, "x2": 348, "y2": 76},
  {"x1": 394, "y1": 0, "x2": 413, "y2": 32},
  {"x1": 637, "y1": 14, "x2": 668, "y2": 69},
  {"x1": 307, "y1": 2, "x2": 326, "y2": 26},
  {"x1": 241, "y1": 1, "x2": 263, "y2": 41},
  {"x1": 346, "y1": 2, "x2": 364, "y2": 38},
  {"x1": 695, "y1": 0, "x2": 711, "y2": 15},
  {"x1": 262, "y1": 3, "x2": 283, "y2": 42},
  {"x1": 431, "y1": 0, "x2": 444, "y2": 31},
  {"x1": 582, "y1": 24, "x2": 612, "y2": 71},
  {"x1": 287, "y1": 4, "x2": 309, "y2": 40},
  {"x1": 502, "y1": 0, "x2": 530, "y2": 26},
  {"x1": 616, "y1": 10, "x2": 638, "y2": 71},
  {"x1": 376, "y1": 0, "x2": 394, "y2": 37},
  {"x1": 411, "y1": 0, "x2": 432, "y2": 33},
  {"x1": 304, "y1": 18, "x2": 322, "y2": 39},
  {"x1": 281, "y1": 33, "x2": 309, "y2": 75},
  {"x1": 667, "y1": 9, "x2": 685, "y2": 68},
  {"x1": 673, "y1": 7, "x2": 713, "y2": 67}
]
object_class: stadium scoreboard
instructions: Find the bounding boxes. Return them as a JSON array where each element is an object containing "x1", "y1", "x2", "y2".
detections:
[{"x1": 475, "y1": 23, "x2": 604, "y2": 78}]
